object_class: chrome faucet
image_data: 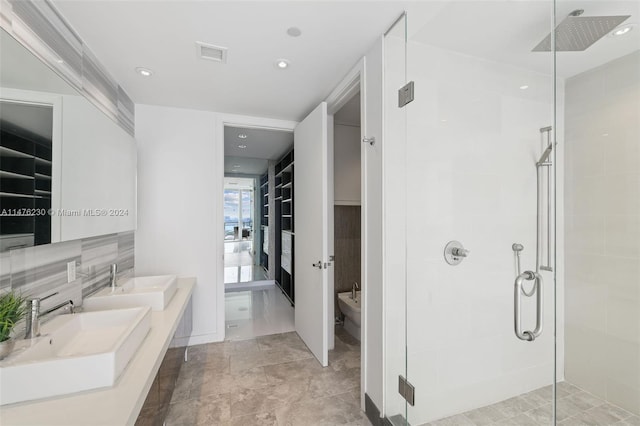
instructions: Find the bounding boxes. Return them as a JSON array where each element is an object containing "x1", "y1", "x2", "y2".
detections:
[
  {"x1": 110, "y1": 263, "x2": 118, "y2": 290},
  {"x1": 351, "y1": 281, "x2": 360, "y2": 300},
  {"x1": 25, "y1": 297, "x2": 74, "y2": 339}
]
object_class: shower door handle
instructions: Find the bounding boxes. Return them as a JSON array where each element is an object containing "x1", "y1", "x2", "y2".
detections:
[{"x1": 514, "y1": 271, "x2": 543, "y2": 342}]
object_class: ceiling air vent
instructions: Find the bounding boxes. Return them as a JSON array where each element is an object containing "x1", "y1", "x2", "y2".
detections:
[{"x1": 196, "y1": 42, "x2": 228, "y2": 63}]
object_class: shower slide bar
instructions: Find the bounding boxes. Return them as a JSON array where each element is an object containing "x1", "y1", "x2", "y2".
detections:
[{"x1": 537, "y1": 126, "x2": 554, "y2": 272}]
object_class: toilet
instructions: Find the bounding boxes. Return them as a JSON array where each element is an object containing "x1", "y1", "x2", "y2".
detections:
[{"x1": 337, "y1": 291, "x2": 361, "y2": 341}]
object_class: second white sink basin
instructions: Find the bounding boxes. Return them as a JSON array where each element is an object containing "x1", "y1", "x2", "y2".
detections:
[
  {"x1": 0, "y1": 306, "x2": 151, "y2": 405},
  {"x1": 83, "y1": 275, "x2": 177, "y2": 311}
]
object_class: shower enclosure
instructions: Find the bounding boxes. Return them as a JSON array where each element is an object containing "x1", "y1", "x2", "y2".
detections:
[{"x1": 383, "y1": 1, "x2": 639, "y2": 425}]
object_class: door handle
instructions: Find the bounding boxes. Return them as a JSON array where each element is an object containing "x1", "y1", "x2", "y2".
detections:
[{"x1": 312, "y1": 261, "x2": 322, "y2": 269}]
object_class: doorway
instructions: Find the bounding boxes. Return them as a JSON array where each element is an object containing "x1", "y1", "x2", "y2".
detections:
[{"x1": 222, "y1": 124, "x2": 296, "y2": 340}]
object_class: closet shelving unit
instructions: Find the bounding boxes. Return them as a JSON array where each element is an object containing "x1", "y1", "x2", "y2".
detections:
[
  {"x1": 0, "y1": 129, "x2": 52, "y2": 250},
  {"x1": 275, "y1": 150, "x2": 294, "y2": 305},
  {"x1": 259, "y1": 173, "x2": 269, "y2": 272}
]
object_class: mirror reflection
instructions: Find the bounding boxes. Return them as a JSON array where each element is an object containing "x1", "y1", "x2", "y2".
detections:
[
  {"x1": 0, "y1": 101, "x2": 53, "y2": 250},
  {"x1": 0, "y1": 28, "x2": 137, "y2": 252}
]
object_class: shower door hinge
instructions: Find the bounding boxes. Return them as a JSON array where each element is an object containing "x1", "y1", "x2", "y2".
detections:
[
  {"x1": 398, "y1": 375, "x2": 415, "y2": 406},
  {"x1": 398, "y1": 81, "x2": 415, "y2": 108}
]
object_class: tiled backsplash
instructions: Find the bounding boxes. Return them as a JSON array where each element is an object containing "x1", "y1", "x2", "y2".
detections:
[{"x1": 0, "y1": 231, "x2": 134, "y2": 322}]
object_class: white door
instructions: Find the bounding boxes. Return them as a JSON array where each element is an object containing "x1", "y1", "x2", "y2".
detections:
[{"x1": 294, "y1": 102, "x2": 329, "y2": 366}]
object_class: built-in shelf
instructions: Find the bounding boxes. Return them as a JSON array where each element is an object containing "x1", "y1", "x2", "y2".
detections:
[
  {"x1": 0, "y1": 192, "x2": 45, "y2": 199},
  {"x1": 34, "y1": 157, "x2": 52, "y2": 165},
  {"x1": 0, "y1": 170, "x2": 34, "y2": 179},
  {"x1": 1, "y1": 106, "x2": 53, "y2": 248},
  {"x1": 0, "y1": 146, "x2": 33, "y2": 159}
]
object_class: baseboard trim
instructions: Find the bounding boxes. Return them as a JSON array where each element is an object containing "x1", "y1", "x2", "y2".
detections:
[{"x1": 365, "y1": 393, "x2": 382, "y2": 425}]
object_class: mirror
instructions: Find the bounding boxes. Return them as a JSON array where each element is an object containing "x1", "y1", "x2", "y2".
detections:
[{"x1": 0, "y1": 28, "x2": 136, "y2": 252}]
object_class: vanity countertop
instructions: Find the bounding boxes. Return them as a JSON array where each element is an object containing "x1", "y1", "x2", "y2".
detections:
[{"x1": 0, "y1": 278, "x2": 195, "y2": 426}]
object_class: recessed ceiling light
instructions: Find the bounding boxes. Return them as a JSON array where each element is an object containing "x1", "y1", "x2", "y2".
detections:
[
  {"x1": 287, "y1": 27, "x2": 302, "y2": 37},
  {"x1": 238, "y1": 144, "x2": 247, "y2": 149},
  {"x1": 610, "y1": 24, "x2": 635, "y2": 37},
  {"x1": 520, "y1": 85, "x2": 529, "y2": 90},
  {"x1": 238, "y1": 134, "x2": 247, "y2": 139},
  {"x1": 276, "y1": 59, "x2": 290, "y2": 69},
  {"x1": 135, "y1": 67, "x2": 153, "y2": 77}
]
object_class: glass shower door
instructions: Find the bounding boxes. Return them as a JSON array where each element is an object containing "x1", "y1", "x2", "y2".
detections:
[
  {"x1": 382, "y1": 12, "x2": 409, "y2": 425},
  {"x1": 398, "y1": 2, "x2": 559, "y2": 424}
]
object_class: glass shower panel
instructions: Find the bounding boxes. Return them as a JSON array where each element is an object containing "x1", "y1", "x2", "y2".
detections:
[
  {"x1": 558, "y1": 0, "x2": 640, "y2": 422},
  {"x1": 382, "y1": 12, "x2": 409, "y2": 425},
  {"x1": 404, "y1": 2, "x2": 557, "y2": 424}
]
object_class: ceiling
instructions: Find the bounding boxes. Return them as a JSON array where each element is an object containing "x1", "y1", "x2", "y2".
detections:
[
  {"x1": 53, "y1": 1, "x2": 405, "y2": 122},
  {"x1": 408, "y1": 1, "x2": 640, "y2": 78},
  {"x1": 224, "y1": 126, "x2": 293, "y2": 175},
  {"x1": 50, "y1": 1, "x2": 638, "y2": 124}
]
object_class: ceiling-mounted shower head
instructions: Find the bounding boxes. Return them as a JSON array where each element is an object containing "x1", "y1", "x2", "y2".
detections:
[{"x1": 532, "y1": 10, "x2": 631, "y2": 52}]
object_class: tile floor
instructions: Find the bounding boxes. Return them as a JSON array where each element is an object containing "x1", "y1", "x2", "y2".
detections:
[
  {"x1": 224, "y1": 240, "x2": 267, "y2": 285},
  {"x1": 224, "y1": 285, "x2": 295, "y2": 341},
  {"x1": 164, "y1": 327, "x2": 368, "y2": 425},
  {"x1": 426, "y1": 382, "x2": 640, "y2": 426}
]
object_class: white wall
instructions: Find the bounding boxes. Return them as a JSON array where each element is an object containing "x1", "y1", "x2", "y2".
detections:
[
  {"x1": 135, "y1": 104, "x2": 219, "y2": 343},
  {"x1": 564, "y1": 51, "x2": 640, "y2": 416},
  {"x1": 387, "y1": 39, "x2": 564, "y2": 424},
  {"x1": 135, "y1": 104, "x2": 296, "y2": 345},
  {"x1": 334, "y1": 123, "x2": 361, "y2": 205}
]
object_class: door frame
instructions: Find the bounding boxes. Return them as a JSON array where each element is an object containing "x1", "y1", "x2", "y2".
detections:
[
  {"x1": 324, "y1": 58, "x2": 367, "y2": 409},
  {"x1": 215, "y1": 114, "x2": 297, "y2": 340}
]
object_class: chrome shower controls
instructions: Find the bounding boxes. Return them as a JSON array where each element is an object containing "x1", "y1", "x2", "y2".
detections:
[{"x1": 444, "y1": 241, "x2": 469, "y2": 266}]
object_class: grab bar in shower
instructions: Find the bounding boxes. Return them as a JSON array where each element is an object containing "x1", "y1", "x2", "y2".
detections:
[{"x1": 514, "y1": 270, "x2": 543, "y2": 342}]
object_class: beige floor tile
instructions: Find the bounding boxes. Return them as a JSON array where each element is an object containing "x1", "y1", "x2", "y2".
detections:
[
  {"x1": 190, "y1": 366, "x2": 269, "y2": 399},
  {"x1": 275, "y1": 392, "x2": 367, "y2": 426},
  {"x1": 165, "y1": 394, "x2": 231, "y2": 426},
  {"x1": 230, "y1": 345, "x2": 313, "y2": 373},
  {"x1": 229, "y1": 378, "x2": 312, "y2": 417},
  {"x1": 307, "y1": 367, "x2": 360, "y2": 399},
  {"x1": 256, "y1": 331, "x2": 308, "y2": 351},
  {"x1": 228, "y1": 411, "x2": 278, "y2": 426},
  {"x1": 263, "y1": 357, "x2": 326, "y2": 385}
]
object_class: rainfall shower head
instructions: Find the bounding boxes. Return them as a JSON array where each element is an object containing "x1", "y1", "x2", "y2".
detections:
[{"x1": 532, "y1": 10, "x2": 631, "y2": 52}]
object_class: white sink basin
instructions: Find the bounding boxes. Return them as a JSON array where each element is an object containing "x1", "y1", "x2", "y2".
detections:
[
  {"x1": 83, "y1": 275, "x2": 177, "y2": 311},
  {"x1": 0, "y1": 306, "x2": 151, "y2": 405}
]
